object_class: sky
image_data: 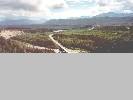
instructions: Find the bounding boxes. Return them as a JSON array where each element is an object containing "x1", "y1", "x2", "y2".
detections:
[{"x1": 0, "y1": 0, "x2": 133, "y2": 20}]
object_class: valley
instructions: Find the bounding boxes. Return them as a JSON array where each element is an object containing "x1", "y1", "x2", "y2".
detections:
[
  {"x1": 0, "y1": 14, "x2": 133, "y2": 53},
  {"x1": 0, "y1": 25, "x2": 133, "y2": 53}
]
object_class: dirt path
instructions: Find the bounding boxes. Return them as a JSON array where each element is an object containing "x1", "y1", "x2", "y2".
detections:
[
  {"x1": 0, "y1": 30, "x2": 79, "y2": 53},
  {"x1": 49, "y1": 34, "x2": 80, "y2": 53},
  {"x1": 25, "y1": 43, "x2": 60, "y2": 53},
  {"x1": 0, "y1": 30, "x2": 60, "y2": 53}
]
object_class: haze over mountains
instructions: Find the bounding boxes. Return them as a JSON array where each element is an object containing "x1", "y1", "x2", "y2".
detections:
[
  {"x1": 42, "y1": 12, "x2": 133, "y2": 29},
  {"x1": 0, "y1": 18, "x2": 46, "y2": 26},
  {"x1": 0, "y1": 12, "x2": 133, "y2": 28},
  {"x1": 95, "y1": 12, "x2": 133, "y2": 18}
]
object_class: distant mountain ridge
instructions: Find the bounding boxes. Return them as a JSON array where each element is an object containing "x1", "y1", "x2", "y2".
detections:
[
  {"x1": 0, "y1": 18, "x2": 46, "y2": 26},
  {"x1": 42, "y1": 12, "x2": 133, "y2": 29},
  {"x1": 95, "y1": 12, "x2": 133, "y2": 17},
  {"x1": 43, "y1": 18, "x2": 133, "y2": 29},
  {"x1": 0, "y1": 12, "x2": 133, "y2": 29}
]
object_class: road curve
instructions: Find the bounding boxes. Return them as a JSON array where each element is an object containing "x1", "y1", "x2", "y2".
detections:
[
  {"x1": 0, "y1": 30, "x2": 59, "y2": 53},
  {"x1": 49, "y1": 34, "x2": 80, "y2": 53}
]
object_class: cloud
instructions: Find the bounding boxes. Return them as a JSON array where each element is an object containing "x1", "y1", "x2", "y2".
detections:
[
  {"x1": 0, "y1": 0, "x2": 133, "y2": 20},
  {"x1": 0, "y1": 0, "x2": 40, "y2": 11},
  {"x1": 95, "y1": 0, "x2": 133, "y2": 12},
  {"x1": 49, "y1": 3, "x2": 67, "y2": 9},
  {"x1": 0, "y1": 0, "x2": 68, "y2": 19}
]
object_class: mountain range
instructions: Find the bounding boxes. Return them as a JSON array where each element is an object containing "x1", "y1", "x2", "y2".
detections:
[
  {"x1": 43, "y1": 12, "x2": 133, "y2": 29},
  {"x1": 0, "y1": 12, "x2": 133, "y2": 28},
  {"x1": 95, "y1": 12, "x2": 133, "y2": 17}
]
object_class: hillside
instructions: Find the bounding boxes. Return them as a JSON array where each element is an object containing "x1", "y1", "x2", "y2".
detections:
[{"x1": 43, "y1": 17, "x2": 133, "y2": 29}]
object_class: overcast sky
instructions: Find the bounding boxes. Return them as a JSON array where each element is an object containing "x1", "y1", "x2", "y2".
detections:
[{"x1": 0, "y1": 0, "x2": 132, "y2": 20}]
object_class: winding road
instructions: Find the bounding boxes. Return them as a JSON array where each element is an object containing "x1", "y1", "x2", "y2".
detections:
[
  {"x1": 49, "y1": 34, "x2": 80, "y2": 53},
  {"x1": 0, "y1": 30, "x2": 60, "y2": 53},
  {"x1": 0, "y1": 30, "x2": 80, "y2": 53}
]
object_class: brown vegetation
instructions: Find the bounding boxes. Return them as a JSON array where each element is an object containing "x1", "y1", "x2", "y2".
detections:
[
  {"x1": 11, "y1": 34, "x2": 58, "y2": 49},
  {"x1": 53, "y1": 26, "x2": 133, "y2": 53},
  {"x1": 0, "y1": 37, "x2": 54, "y2": 53}
]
